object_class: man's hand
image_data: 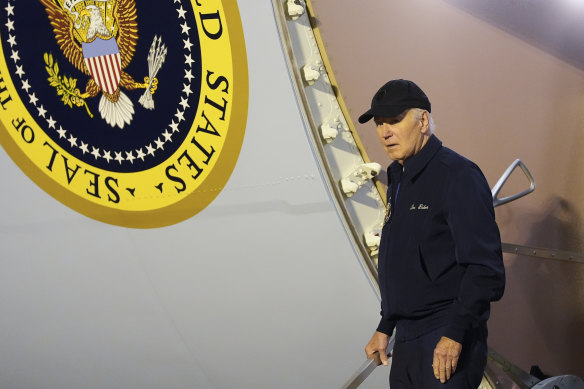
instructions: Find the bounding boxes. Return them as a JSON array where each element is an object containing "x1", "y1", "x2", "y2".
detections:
[
  {"x1": 432, "y1": 336, "x2": 462, "y2": 383},
  {"x1": 365, "y1": 331, "x2": 390, "y2": 366}
]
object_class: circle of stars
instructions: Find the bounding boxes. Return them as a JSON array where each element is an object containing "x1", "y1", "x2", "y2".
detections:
[{"x1": 4, "y1": 0, "x2": 198, "y2": 166}]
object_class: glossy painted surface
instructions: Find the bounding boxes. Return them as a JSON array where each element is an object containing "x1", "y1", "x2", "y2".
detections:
[{"x1": 0, "y1": 2, "x2": 388, "y2": 387}]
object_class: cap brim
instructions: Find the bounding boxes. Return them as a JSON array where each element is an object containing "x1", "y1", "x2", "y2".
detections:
[
  {"x1": 358, "y1": 110, "x2": 374, "y2": 124},
  {"x1": 358, "y1": 105, "x2": 410, "y2": 124}
]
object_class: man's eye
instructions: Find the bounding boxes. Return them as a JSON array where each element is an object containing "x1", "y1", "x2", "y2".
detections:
[
  {"x1": 391, "y1": 115, "x2": 406, "y2": 124},
  {"x1": 376, "y1": 117, "x2": 402, "y2": 126}
]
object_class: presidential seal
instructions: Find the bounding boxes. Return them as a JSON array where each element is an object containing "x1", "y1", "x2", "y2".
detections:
[{"x1": 0, "y1": 0, "x2": 248, "y2": 227}]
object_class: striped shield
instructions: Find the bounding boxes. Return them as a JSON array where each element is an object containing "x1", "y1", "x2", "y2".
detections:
[{"x1": 82, "y1": 37, "x2": 122, "y2": 95}]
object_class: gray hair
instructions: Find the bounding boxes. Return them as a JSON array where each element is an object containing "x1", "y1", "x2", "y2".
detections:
[{"x1": 411, "y1": 108, "x2": 436, "y2": 134}]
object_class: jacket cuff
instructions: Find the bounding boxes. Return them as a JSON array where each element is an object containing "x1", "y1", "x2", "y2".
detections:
[
  {"x1": 443, "y1": 325, "x2": 465, "y2": 344},
  {"x1": 376, "y1": 318, "x2": 396, "y2": 335}
]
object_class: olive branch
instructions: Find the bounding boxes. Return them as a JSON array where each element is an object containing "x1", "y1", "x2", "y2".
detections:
[{"x1": 44, "y1": 53, "x2": 93, "y2": 118}]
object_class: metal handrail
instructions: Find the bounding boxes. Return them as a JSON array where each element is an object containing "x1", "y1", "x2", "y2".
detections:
[
  {"x1": 340, "y1": 351, "x2": 384, "y2": 389},
  {"x1": 492, "y1": 159, "x2": 536, "y2": 208},
  {"x1": 341, "y1": 336, "x2": 395, "y2": 389},
  {"x1": 493, "y1": 160, "x2": 583, "y2": 264}
]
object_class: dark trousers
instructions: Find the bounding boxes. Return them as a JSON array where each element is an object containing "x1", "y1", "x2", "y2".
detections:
[{"x1": 389, "y1": 325, "x2": 488, "y2": 389}]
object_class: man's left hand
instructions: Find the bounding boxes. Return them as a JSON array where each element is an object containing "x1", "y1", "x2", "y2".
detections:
[{"x1": 432, "y1": 336, "x2": 462, "y2": 383}]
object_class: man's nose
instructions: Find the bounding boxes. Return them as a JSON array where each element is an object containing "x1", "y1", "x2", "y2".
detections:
[{"x1": 381, "y1": 124, "x2": 392, "y2": 137}]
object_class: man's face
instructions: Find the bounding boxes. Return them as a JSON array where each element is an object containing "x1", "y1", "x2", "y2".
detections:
[{"x1": 374, "y1": 109, "x2": 429, "y2": 165}]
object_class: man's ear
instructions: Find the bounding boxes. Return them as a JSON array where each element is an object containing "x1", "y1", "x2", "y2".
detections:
[{"x1": 419, "y1": 110, "x2": 430, "y2": 134}]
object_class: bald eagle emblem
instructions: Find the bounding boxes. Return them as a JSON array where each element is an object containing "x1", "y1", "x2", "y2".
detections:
[{"x1": 39, "y1": 0, "x2": 167, "y2": 129}]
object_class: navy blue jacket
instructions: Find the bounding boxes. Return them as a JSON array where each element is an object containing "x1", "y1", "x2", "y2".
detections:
[{"x1": 377, "y1": 135, "x2": 505, "y2": 343}]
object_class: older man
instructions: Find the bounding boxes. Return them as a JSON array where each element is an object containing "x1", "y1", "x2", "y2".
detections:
[{"x1": 361, "y1": 79, "x2": 505, "y2": 389}]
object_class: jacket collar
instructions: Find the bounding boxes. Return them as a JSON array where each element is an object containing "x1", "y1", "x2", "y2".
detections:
[{"x1": 388, "y1": 134, "x2": 442, "y2": 183}]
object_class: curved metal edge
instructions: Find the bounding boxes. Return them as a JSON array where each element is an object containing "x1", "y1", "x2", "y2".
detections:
[
  {"x1": 302, "y1": 1, "x2": 388, "y2": 204},
  {"x1": 270, "y1": 0, "x2": 380, "y2": 296}
]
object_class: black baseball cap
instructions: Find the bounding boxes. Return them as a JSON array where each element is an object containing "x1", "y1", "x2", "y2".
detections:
[{"x1": 358, "y1": 79, "x2": 431, "y2": 124}]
